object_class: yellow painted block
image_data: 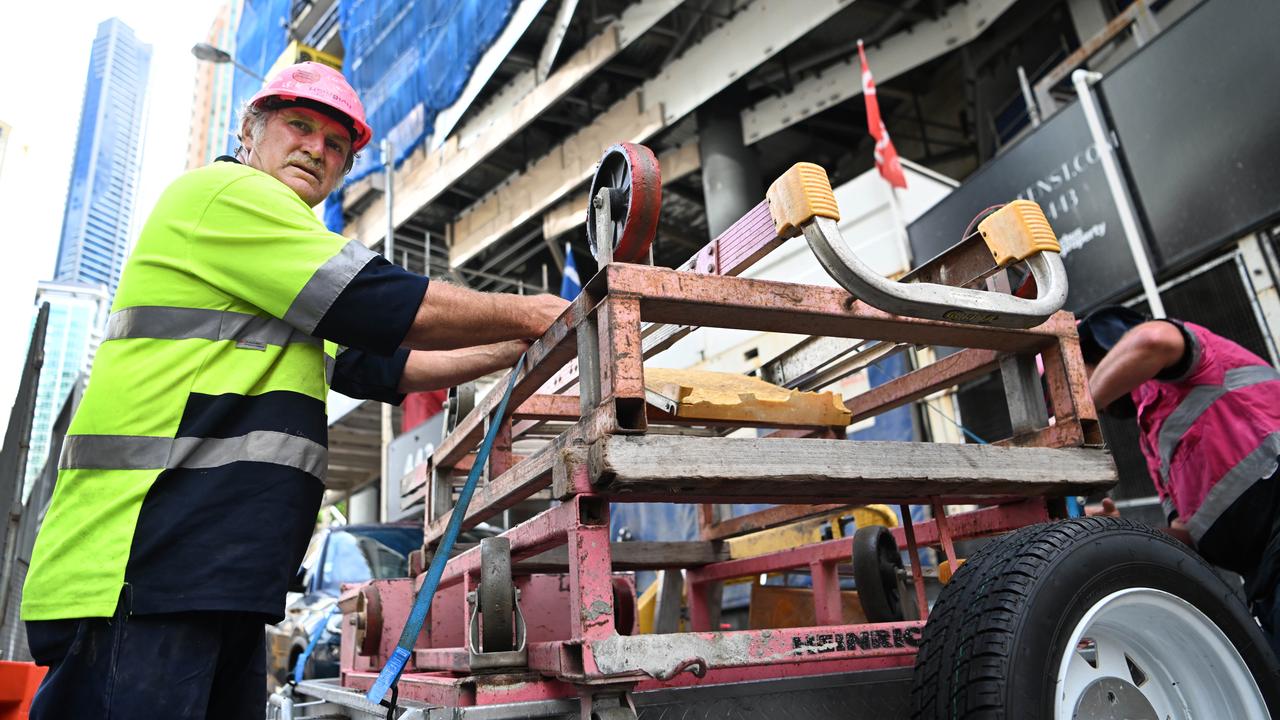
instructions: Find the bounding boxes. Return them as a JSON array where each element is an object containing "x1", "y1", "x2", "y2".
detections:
[
  {"x1": 726, "y1": 504, "x2": 899, "y2": 560},
  {"x1": 645, "y1": 367, "x2": 851, "y2": 427},
  {"x1": 851, "y1": 504, "x2": 898, "y2": 531},
  {"x1": 636, "y1": 579, "x2": 658, "y2": 634},
  {"x1": 728, "y1": 516, "x2": 831, "y2": 559}
]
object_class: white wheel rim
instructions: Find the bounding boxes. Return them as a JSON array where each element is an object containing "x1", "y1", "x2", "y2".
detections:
[{"x1": 1054, "y1": 588, "x2": 1269, "y2": 719}]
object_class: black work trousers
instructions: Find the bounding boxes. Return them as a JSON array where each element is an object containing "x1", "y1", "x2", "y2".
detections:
[{"x1": 24, "y1": 591, "x2": 266, "y2": 720}]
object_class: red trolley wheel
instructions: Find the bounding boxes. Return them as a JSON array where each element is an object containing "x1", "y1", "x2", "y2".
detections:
[{"x1": 586, "y1": 143, "x2": 662, "y2": 264}]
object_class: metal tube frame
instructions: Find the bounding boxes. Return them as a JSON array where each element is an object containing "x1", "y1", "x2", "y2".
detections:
[{"x1": 348, "y1": 248, "x2": 1102, "y2": 709}]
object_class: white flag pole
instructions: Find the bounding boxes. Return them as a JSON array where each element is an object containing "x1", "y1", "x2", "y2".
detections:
[
  {"x1": 1073, "y1": 69, "x2": 1165, "y2": 317},
  {"x1": 886, "y1": 182, "x2": 913, "y2": 276}
]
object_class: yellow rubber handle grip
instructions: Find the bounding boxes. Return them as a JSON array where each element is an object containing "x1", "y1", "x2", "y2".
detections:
[
  {"x1": 938, "y1": 558, "x2": 967, "y2": 585},
  {"x1": 766, "y1": 162, "x2": 841, "y2": 238},
  {"x1": 977, "y1": 200, "x2": 1061, "y2": 268}
]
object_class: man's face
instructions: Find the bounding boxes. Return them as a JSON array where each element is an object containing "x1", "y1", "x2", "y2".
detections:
[{"x1": 242, "y1": 105, "x2": 352, "y2": 207}]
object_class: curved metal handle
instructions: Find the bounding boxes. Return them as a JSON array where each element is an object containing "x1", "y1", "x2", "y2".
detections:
[{"x1": 804, "y1": 216, "x2": 1068, "y2": 328}]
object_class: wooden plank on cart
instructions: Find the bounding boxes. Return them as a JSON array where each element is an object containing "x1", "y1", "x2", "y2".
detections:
[
  {"x1": 644, "y1": 367, "x2": 852, "y2": 426},
  {"x1": 588, "y1": 435, "x2": 1116, "y2": 502}
]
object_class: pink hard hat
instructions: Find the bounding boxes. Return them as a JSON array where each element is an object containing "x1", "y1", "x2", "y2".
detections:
[{"x1": 249, "y1": 62, "x2": 373, "y2": 151}]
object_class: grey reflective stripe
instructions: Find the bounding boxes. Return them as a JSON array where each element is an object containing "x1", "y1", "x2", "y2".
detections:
[
  {"x1": 325, "y1": 354, "x2": 335, "y2": 386},
  {"x1": 170, "y1": 432, "x2": 327, "y2": 480},
  {"x1": 1187, "y1": 432, "x2": 1280, "y2": 542},
  {"x1": 60, "y1": 431, "x2": 328, "y2": 481},
  {"x1": 1157, "y1": 365, "x2": 1280, "y2": 486},
  {"x1": 1160, "y1": 496, "x2": 1177, "y2": 523},
  {"x1": 60, "y1": 435, "x2": 171, "y2": 470},
  {"x1": 1156, "y1": 385, "x2": 1222, "y2": 486},
  {"x1": 284, "y1": 240, "x2": 376, "y2": 334},
  {"x1": 106, "y1": 306, "x2": 321, "y2": 350}
]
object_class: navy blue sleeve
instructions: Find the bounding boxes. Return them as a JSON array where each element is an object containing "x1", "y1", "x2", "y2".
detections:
[
  {"x1": 1154, "y1": 319, "x2": 1201, "y2": 382},
  {"x1": 313, "y1": 255, "x2": 428, "y2": 356},
  {"x1": 331, "y1": 347, "x2": 411, "y2": 405}
]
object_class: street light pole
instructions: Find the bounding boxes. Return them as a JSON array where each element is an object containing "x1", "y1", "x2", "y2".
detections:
[
  {"x1": 379, "y1": 138, "x2": 395, "y2": 523},
  {"x1": 191, "y1": 42, "x2": 266, "y2": 82}
]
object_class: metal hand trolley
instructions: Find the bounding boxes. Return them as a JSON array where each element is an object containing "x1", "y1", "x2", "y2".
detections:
[{"x1": 271, "y1": 144, "x2": 1279, "y2": 719}]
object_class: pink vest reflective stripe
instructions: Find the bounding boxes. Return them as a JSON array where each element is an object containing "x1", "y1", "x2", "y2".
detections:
[{"x1": 1133, "y1": 322, "x2": 1280, "y2": 543}]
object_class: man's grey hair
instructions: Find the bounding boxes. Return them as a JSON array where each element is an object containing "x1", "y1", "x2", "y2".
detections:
[
  {"x1": 233, "y1": 99, "x2": 357, "y2": 174},
  {"x1": 233, "y1": 99, "x2": 273, "y2": 162}
]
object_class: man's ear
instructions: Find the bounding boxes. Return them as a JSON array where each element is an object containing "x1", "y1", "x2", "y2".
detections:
[{"x1": 238, "y1": 118, "x2": 256, "y2": 157}]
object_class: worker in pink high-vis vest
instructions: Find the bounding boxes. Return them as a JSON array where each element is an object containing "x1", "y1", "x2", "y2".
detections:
[{"x1": 1080, "y1": 305, "x2": 1280, "y2": 655}]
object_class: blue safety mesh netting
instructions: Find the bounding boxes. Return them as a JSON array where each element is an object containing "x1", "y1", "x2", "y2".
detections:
[
  {"x1": 225, "y1": 0, "x2": 293, "y2": 156},
  {"x1": 340, "y1": 0, "x2": 518, "y2": 182}
]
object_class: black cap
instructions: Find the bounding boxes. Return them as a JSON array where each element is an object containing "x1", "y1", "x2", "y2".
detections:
[{"x1": 1077, "y1": 305, "x2": 1149, "y2": 364}]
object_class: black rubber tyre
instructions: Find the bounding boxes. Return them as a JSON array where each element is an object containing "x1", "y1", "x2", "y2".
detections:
[
  {"x1": 479, "y1": 536, "x2": 515, "y2": 652},
  {"x1": 852, "y1": 524, "x2": 905, "y2": 622},
  {"x1": 910, "y1": 516, "x2": 1280, "y2": 719}
]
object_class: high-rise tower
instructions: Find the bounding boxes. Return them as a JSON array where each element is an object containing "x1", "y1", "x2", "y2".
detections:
[{"x1": 53, "y1": 18, "x2": 153, "y2": 297}]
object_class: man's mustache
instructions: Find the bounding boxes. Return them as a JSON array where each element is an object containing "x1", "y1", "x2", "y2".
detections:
[{"x1": 287, "y1": 155, "x2": 324, "y2": 175}]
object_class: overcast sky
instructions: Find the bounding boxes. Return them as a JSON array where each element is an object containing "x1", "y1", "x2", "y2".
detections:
[{"x1": 0, "y1": 0, "x2": 227, "y2": 431}]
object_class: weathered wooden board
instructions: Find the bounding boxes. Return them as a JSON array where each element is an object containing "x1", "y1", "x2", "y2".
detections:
[
  {"x1": 588, "y1": 435, "x2": 1116, "y2": 501},
  {"x1": 645, "y1": 366, "x2": 851, "y2": 427}
]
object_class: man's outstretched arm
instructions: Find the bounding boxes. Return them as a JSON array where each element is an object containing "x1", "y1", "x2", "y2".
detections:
[
  {"x1": 1088, "y1": 320, "x2": 1186, "y2": 408},
  {"x1": 401, "y1": 282, "x2": 569, "y2": 351},
  {"x1": 397, "y1": 341, "x2": 528, "y2": 393}
]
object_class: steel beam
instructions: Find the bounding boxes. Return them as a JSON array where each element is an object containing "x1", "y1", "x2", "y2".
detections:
[
  {"x1": 605, "y1": 264, "x2": 1068, "y2": 353},
  {"x1": 741, "y1": 0, "x2": 1017, "y2": 145},
  {"x1": 432, "y1": 0, "x2": 551, "y2": 146},
  {"x1": 345, "y1": 0, "x2": 685, "y2": 249},
  {"x1": 699, "y1": 93, "x2": 764, "y2": 238},
  {"x1": 447, "y1": 0, "x2": 857, "y2": 266},
  {"x1": 537, "y1": 0, "x2": 581, "y2": 82}
]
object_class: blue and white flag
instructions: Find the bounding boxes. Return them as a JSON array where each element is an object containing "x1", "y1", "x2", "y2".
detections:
[{"x1": 559, "y1": 241, "x2": 581, "y2": 299}]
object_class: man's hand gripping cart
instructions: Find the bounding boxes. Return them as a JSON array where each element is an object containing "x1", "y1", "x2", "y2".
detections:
[{"x1": 288, "y1": 144, "x2": 1278, "y2": 719}]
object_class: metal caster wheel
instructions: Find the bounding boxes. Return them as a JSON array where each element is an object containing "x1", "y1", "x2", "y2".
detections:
[
  {"x1": 586, "y1": 142, "x2": 661, "y2": 264},
  {"x1": 479, "y1": 536, "x2": 515, "y2": 652},
  {"x1": 444, "y1": 381, "x2": 476, "y2": 437},
  {"x1": 852, "y1": 524, "x2": 905, "y2": 622}
]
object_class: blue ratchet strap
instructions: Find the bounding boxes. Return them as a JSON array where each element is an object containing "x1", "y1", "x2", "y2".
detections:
[{"x1": 366, "y1": 354, "x2": 527, "y2": 706}]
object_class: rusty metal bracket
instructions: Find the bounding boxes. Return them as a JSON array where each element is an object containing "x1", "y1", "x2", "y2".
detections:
[
  {"x1": 466, "y1": 587, "x2": 529, "y2": 670},
  {"x1": 579, "y1": 690, "x2": 638, "y2": 720}
]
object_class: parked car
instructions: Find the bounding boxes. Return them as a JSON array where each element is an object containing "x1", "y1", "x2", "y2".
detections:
[{"x1": 265, "y1": 521, "x2": 499, "y2": 689}]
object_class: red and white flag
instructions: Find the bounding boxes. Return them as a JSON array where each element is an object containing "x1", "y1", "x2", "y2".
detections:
[{"x1": 858, "y1": 40, "x2": 907, "y2": 189}]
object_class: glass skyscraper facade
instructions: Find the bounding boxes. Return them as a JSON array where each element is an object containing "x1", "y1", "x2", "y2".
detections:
[
  {"x1": 24, "y1": 283, "x2": 109, "y2": 493},
  {"x1": 23, "y1": 19, "x2": 151, "y2": 492},
  {"x1": 53, "y1": 18, "x2": 152, "y2": 297}
]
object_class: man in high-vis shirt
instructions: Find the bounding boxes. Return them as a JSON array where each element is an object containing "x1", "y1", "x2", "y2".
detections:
[
  {"x1": 1080, "y1": 305, "x2": 1280, "y2": 657},
  {"x1": 20, "y1": 62, "x2": 569, "y2": 718}
]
